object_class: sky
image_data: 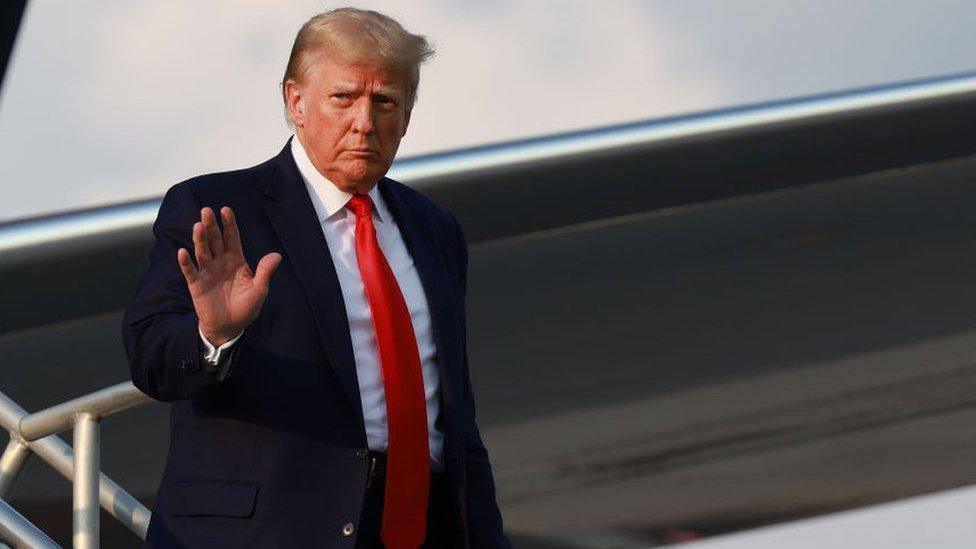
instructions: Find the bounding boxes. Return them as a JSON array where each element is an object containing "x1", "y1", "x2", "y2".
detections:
[{"x1": 1, "y1": 0, "x2": 975, "y2": 221}]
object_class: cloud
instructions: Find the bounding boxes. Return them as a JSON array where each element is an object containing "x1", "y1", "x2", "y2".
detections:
[{"x1": 382, "y1": 0, "x2": 727, "y2": 153}]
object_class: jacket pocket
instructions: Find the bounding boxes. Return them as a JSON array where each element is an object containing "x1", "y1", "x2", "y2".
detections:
[{"x1": 170, "y1": 478, "x2": 259, "y2": 518}]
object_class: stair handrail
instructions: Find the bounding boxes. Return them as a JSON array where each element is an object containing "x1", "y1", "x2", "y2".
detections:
[{"x1": 0, "y1": 382, "x2": 154, "y2": 548}]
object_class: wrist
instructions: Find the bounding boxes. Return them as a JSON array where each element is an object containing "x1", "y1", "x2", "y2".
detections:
[{"x1": 199, "y1": 325, "x2": 236, "y2": 348}]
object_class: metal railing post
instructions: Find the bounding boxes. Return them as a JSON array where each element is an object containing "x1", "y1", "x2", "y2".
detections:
[
  {"x1": 0, "y1": 439, "x2": 31, "y2": 499},
  {"x1": 73, "y1": 413, "x2": 99, "y2": 549}
]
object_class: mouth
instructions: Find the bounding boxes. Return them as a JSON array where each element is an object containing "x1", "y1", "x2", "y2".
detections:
[{"x1": 346, "y1": 149, "x2": 378, "y2": 156}]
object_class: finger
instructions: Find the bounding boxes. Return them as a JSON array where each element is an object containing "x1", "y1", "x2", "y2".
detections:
[
  {"x1": 201, "y1": 207, "x2": 224, "y2": 257},
  {"x1": 177, "y1": 247, "x2": 198, "y2": 285},
  {"x1": 253, "y1": 252, "x2": 283, "y2": 290},
  {"x1": 221, "y1": 206, "x2": 243, "y2": 256},
  {"x1": 192, "y1": 221, "x2": 210, "y2": 267}
]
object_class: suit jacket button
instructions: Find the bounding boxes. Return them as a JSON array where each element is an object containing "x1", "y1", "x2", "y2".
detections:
[
  {"x1": 341, "y1": 522, "x2": 355, "y2": 537},
  {"x1": 356, "y1": 448, "x2": 368, "y2": 459}
]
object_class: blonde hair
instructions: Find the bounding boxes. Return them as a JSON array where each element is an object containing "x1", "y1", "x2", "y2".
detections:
[{"x1": 281, "y1": 7, "x2": 435, "y2": 125}]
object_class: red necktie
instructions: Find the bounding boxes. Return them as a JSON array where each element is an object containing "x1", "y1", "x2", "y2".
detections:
[{"x1": 346, "y1": 194, "x2": 430, "y2": 548}]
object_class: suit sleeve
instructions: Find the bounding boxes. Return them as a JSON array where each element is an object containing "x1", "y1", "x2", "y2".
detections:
[
  {"x1": 452, "y1": 214, "x2": 513, "y2": 548},
  {"x1": 121, "y1": 182, "x2": 241, "y2": 401}
]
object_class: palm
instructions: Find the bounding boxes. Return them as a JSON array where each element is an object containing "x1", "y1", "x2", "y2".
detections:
[{"x1": 177, "y1": 207, "x2": 282, "y2": 346}]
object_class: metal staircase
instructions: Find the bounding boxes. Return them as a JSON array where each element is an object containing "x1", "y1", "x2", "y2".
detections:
[{"x1": 0, "y1": 382, "x2": 153, "y2": 548}]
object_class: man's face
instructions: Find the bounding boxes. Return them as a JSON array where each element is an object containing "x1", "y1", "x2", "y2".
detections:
[{"x1": 286, "y1": 53, "x2": 412, "y2": 194}]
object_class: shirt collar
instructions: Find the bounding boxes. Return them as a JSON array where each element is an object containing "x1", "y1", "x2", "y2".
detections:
[{"x1": 290, "y1": 134, "x2": 387, "y2": 224}]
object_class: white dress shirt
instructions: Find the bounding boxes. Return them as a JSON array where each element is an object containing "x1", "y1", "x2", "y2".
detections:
[{"x1": 199, "y1": 135, "x2": 445, "y2": 470}]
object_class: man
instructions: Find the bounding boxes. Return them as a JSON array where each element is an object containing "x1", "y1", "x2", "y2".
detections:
[{"x1": 122, "y1": 8, "x2": 511, "y2": 548}]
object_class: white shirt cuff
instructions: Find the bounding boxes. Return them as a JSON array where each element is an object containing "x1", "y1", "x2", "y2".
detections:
[{"x1": 199, "y1": 325, "x2": 245, "y2": 365}]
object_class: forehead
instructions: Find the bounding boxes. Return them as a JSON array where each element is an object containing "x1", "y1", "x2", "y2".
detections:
[{"x1": 305, "y1": 52, "x2": 411, "y2": 92}]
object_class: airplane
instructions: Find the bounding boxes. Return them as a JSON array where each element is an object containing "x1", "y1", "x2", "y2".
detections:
[{"x1": 4, "y1": 1, "x2": 976, "y2": 546}]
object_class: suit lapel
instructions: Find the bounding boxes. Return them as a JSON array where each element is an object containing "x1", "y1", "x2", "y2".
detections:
[
  {"x1": 264, "y1": 138, "x2": 365, "y2": 437},
  {"x1": 379, "y1": 179, "x2": 464, "y2": 422}
]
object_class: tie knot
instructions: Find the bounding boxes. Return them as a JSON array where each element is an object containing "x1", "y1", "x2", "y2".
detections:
[{"x1": 346, "y1": 194, "x2": 373, "y2": 218}]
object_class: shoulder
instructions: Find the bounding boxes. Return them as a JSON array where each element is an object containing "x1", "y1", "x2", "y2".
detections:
[
  {"x1": 152, "y1": 154, "x2": 278, "y2": 240},
  {"x1": 164, "y1": 156, "x2": 277, "y2": 206},
  {"x1": 154, "y1": 155, "x2": 279, "y2": 233},
  {"x1": 382, "y1": 176, "x2": 465, "y2": 244}
]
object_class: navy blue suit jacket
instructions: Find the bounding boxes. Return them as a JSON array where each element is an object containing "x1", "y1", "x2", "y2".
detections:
[{"x1": 122, "y1": 138, "x2": 511, "y2": 548}]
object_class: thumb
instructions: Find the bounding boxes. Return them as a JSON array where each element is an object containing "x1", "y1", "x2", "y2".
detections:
[{"x1": 254, "y1": 252, "x2": 283, "y2": 290}]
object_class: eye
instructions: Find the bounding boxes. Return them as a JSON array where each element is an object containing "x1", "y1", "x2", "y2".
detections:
[{"x1": 374, "y1": 95, "x2": 397, "y2": 108}]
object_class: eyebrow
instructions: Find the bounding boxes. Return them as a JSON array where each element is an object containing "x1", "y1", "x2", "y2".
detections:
[
  {"x1": 328, "y1": 84, "x2": 359, "y2": 94},
  {"x1": 327, "y1": 84, "x2": 403, "y2": 97}
]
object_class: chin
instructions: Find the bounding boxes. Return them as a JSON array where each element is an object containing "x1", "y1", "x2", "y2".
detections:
[
  {"x1": 341, "y1": 168, "x2": 383, "y2": 191},
  {"x1": 333, "y1": 176, "x2": 374, "y2": 195}
]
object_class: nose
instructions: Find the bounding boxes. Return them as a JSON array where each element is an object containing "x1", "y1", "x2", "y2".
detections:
[{"x1": 351, "y1": 97, "x2": 375, "y2": 135}]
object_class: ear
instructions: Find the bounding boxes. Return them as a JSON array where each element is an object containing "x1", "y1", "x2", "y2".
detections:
[{"x1": 284, "y1": 79, "x2": 305, "y2": 126}]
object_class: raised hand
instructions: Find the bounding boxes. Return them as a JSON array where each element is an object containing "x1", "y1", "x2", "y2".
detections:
[{"x1": 177, "y1": 206, "x2": 282, "y2": 347}]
